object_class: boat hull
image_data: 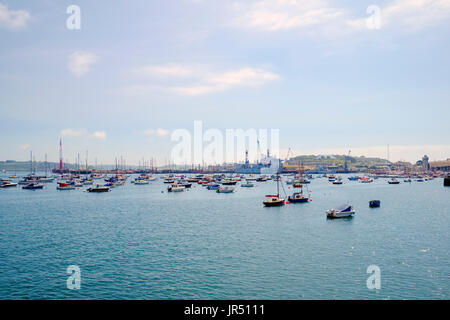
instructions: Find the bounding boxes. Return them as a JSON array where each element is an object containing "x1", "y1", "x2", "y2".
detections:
[{"x1": 288, "y1": 197, "x2": 309, "y2": 203}]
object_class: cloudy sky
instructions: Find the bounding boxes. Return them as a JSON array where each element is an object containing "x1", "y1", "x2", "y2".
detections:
[{"x1": 1, "y1": 0, "x2": 450, "y2": 165}]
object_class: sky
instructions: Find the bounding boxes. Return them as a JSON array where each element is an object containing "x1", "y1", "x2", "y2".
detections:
[{"x1": 1, "y1": 0, "x2": 450, "y2": 165}]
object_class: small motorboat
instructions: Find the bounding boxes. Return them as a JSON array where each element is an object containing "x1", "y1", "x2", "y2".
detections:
[
  {"x1": 207, "y1": 184, "x2": 220, "y2": 190},
  {"x1": 293, "y1": 182, "x2": 303, "y2": 188},
  {"x1": 168, "y1": 185, "x2": 185, "y2": 192},
  {"x1": 326, "y1": 204, "x2": 355, "y2": 219},
  {"x1": 348, "y1": 176, "x2": 360, "y2": 181},
  {"x1": 444, "y1": 175, "x2": 450, "y2": 187},
  {"x1": 0, "y1": 179, "x2": 18, "y2": 188},
  {"x1": 87, "y1": 185, "x2": 110, "y2": 192},
  {"x1": 287, "y1": 192, "x2": 309, "y2": 203},
  {"x1": 263, "y1": 195, "x2": 285, "y2": 207},
  {"x1": 388, "y1": 178, "x2": 400, "y2": 184},
  {"x1": 135, "y1": 179, "x2": 150, "y2": 185},
  {"x1": 178, "y1": 182, "x2": 192, "y2": 188},
  {"x1": 222, "y1": 180, "x2": 237, "y2": 185},
  {"x1": 369, "y1": 200, "x2": 381, "y2": 208},
  {"x1": 332, "y1": 177, "x2": 343, "y2": 185},
  {"x1": 360, "y1": 177, "x2": 373, "y2": 183},
  {"x1": 404, "y1": 178, "x2": 412, "y2": 183},
  {"x1": 241, "y1": 181, "x2": 254, "y2": 187},
  {"x1": 56, "y1": 182, "x2": 76, "y2": 190},
  {"x1": 22, "y1": 183, "x2": 44, "y2": 190},
  {"x1": 216, "y1": 186, "x2": 234, "y2": 193}
]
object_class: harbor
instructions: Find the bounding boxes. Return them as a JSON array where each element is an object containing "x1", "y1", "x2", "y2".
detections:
[{"x1": 0, "y1": 170, "x2": 448, "y2": 299}]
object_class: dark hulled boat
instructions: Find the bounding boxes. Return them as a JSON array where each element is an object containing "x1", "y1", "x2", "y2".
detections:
[
  {"x1": 369, "y1": 200, "x2": 381, "y2": 208},
  {"x1": 444, "y1": 175, "x2": 450, "y2": 187}
]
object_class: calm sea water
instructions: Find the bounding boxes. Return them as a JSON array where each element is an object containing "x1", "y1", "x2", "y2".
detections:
[{"x1": 0, "y1": 174, "x2": 448, "y2": 300}]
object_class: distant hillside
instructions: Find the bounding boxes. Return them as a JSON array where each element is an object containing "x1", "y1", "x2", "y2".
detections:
[
  {"x1": 0, "y1": 160, "x2": 63, "y2": 172},
  {"x1": 286, "y1": 154, "x2": 392, "y2": 169}
]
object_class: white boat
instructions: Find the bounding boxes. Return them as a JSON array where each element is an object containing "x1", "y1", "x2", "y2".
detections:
[
  {"x1": 168, "y1": 184, "x2": 185, "y2": 192},
  {"x1": 135, "y1": 179, "x2": 150, "y2": 185},
  {"x1": 0, "y1": 179, "x2": 18, "y2": 188},
  {"x1": 388, "y1": 178, "x2": 400, "y2": 184},
  {"x1": 217, "y1": 186, "x2": 234, "y2": 193},
  {"x1": 326, "y1": 204, "x2": 355, "y2": 219},
  {"x1": 241, "y1": 181, "x2": 254, "y2": 187}
]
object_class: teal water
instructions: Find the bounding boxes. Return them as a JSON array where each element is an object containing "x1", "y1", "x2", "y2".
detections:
[{"x1": 0, "y1": 174, "x2": 449, "y2": 299}]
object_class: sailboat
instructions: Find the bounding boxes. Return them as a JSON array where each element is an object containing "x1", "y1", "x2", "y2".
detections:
[
  {"x1": 288, "y1": 182, "x2": 310, "y2": 203},
  {"x1": 263, "y1": 173, "x2": 285, "y2": 207}
]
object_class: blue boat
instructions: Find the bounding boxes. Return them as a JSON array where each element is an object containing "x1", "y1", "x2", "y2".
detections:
[
  {"x1": 288, "y1": 192, "x2": 309, "y2": 203},
  {"x1": 207, "y1": 184, "x2": 220, "y2": 190},
  {"x1": 369, "y1": 200, "x2": 381, "y2": 208}
]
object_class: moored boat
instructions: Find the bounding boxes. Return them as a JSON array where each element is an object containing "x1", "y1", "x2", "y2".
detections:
[
  {"x1": 217, "y1": 186, "x2": 235, "y2": 193},
  {"x1": 369, "y1": 200, "x2": 381, "y2": 208},
  {"x1": 0, "y1": 179, "x2": 18, "y2": 188},
  {"x1": 241, "y1": 181, "x2": 254, "y2": 187},
  {"x1": 445, "y1": 175, "x2": 450, "y2": 187},
  {"x1": 288, "y1": 192, "x2": 309, "y2": 203},
  {"x1": 87, "y1": 185, "x2": 110, "y2": 192},
  {"x1": 56, "y1": 182, "x2": 76, "y2": 190},
  {"x1": 168, "y1": 184, "x2": 185, "y2": 192},
  {"x1": 326, "y1": 204, "x2": 355, "y2": 219},
  {"x1": 388, "y1": 178, "x2": 400, "y2": 184},
  {"x1": 22, "y1": 183, "x2": 44, "y2": 190},
  {"x1": 263, "y1": 173, "x2": 285, "y2": 207}
]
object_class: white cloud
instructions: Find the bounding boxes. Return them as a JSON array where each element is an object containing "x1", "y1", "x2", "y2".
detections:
[
  {"x1": 232, "y1": 0, "x2": 346, "y2": 32},
  {"x1": 143, "y1": 129, "x2": 155, "y2": 136},
  {"x1": 143, "y1": 128, "x2": 170, "y2": 137},
  {"x1": 132, "y1": 64, "x2": 194, "y2": 78},
  {"x1": 91, "y1": 131, "x2": 106, "y2": 140},
  {"x1": 374, "y1": 0, "x2": 450, "y2": 31},
  {"x1": 210, "y1": 67, "x2": 280, "y2": 87},
  {"x1": 0, "y1": 4, "x2": 30, "y2": 30},
  {"x1": 61, "y1": 128, "x2": 88, "y2": 137},
  {"x1": 231, "y1": 0, "x2": 450, "y2": 34},
  {"x1": 19, "y1": 144, "x2": 31, "y2": 150},
  {"x1": 61, "y1": 128, "x2": 106, "y2": 140},
  {"x1": 68, "y1": 51, "x2": 99, "y2": 77},
  {"x1": 156, "y1": 128, "x2": 169, "y2": 137},
  {"x1": 125, "y1": 64, "x2": 280, "y2": 96}
]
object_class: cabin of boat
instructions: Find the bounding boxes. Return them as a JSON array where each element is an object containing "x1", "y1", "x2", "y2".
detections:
[{"x1": 263, "y1": 195, "x2": 285, "y2": 207}]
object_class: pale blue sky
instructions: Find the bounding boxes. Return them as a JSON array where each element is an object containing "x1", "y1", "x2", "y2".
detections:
[{"x1": 1, "y1": 0, "x2": 450, "y2": 165}]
